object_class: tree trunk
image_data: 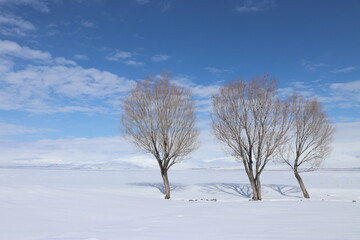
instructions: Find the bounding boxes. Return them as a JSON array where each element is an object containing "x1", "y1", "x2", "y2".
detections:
[
  {"x1": 244, "y1": 161, "x2": 261, "y2": 201},
  {"x1": 161, "y1": 169, "x2": 171, "y2": 199},
  {"x1": 248, "y1": 175, "x2": 261, "y2": 201},
  {"x1": 294, "y1": 170, "x2": 310, "y2": 199},
  {"x1": 256, "y1": 177, "x2": 262, "y2": 200}
]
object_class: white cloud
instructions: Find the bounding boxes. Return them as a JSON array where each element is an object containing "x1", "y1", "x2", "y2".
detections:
[
  {"x1": 168, "y1": 75, "x2": 222, "y2": 113},
  {"x1": 1, "y1": 65, "x2": 133, "y2": 110},
  {"x1": 106, "y1": 49, "x2": 144, "y2": 66},
  {"x1": 1, "y1": 121, "x2": 358, "y2": 169},
  {"x1": 289, "y1": 81, "x2": 308, "y2": 89},
  {"x1": 0, "y1": 0, "x2": 52, "y2": 36},
  {"x1": 0, "y1": 39, "x2": 51, "y2": 61},
  {"x1": 192, "y1": 84, "x2": 220, "y2": 99},
  {"x1": 0, "y1": 58, "x2": 14, "y2": 73},
  {"x1": 329, "y1": 80, "x2": 360, "y2": 103},
  {"x1": 277, "y1": 81, "x2": 318, "y2": 100},
  {"x1": 135, "y1": 0, "x2": 172, "y2": 12},
  {"x1": 54, "y1": 57, "x2": 76, "y2": 66},
  {"x1": 152, "y1": 54, "x2": 171, "y2": 62},
  {"x1": 0, "y1": 40, "x2": 135, "y2": 113},
  {"x1": 325, "y1": 122, "x2": 360, "y2": 168},
  {"x1": 73, "y1": 54, "x2": 88, "y2": 60},
  {"x1": 277, "y1": 79, "x2": 360, "y2": 112},
  {"x1": 331, "y1": 66, "x2": 357, "y2": 73},
  {"x1": 0, "y1": 136, "x2": 159, "y2": 169},
  {"x1": 330, "y1": 80, "x2": 360, "y2": 92},
  {"x1": 0, "y1": 0, "x2": 50, "y2": 12},
  {"x1": 205, "y1": 67, "x2": 232, "y2": 74},
  {"x1": 235, "y1": 0, "x2": 275, "y2": 13},
  {"x1": 80, "y1": 20, "x2": 95, "y2": 28},
  {"x1": 106, "y1": 50, "x2": 133, "y2": 61},
  {"x1": 136, "y1": 0, "x2": 150, "y2": 5},
  {"x1": 0, "y1": 14, "x2": 36, "y2": 36},
  {"x1": 124, "y1": 60, "x2": 144, "y2": 66},
  {"x1": 38, "y1": 105, "x2": 109, "y2": 114},
  {"x1": 170, "y1": 75, "x2": 221, "y2": 99},
  {"x1": 0, "y1": 63, "x2": 359, "y2": 169},
  {"x1": 0, "y1": 122, "x2": 56, "y2": 135},
  {"x1": 1, "y1": 43, "x2": 359, "y2": 170},
  {"x1": 0, "y1": 125, "x2": 232, "y2": 169},
  {"x1": 301, "y1": 60, "x2": 329, "y2": 71},
  {"x1": 160, "y1": 0, "x2": 173, "y2": 12}
]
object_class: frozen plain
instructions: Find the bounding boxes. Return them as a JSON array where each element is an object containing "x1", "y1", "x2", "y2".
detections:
[{"x1": 0, "y1": 168, "x2": 359, "y2": 240}]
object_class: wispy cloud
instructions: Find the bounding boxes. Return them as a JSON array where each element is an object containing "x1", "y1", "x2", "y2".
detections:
[
  {"x1": 277, "y1": 78, "x2": 360, "y2": 114},
  {"x1": 80, "y1": 20, "x2": 95, "y2": 28},
  {"x1": 330, "y1": 80, "x2": 360, "y2": 94},
  {"x1": 235, "y1": 0, "x2": 275, "y2": 13},
  {"x1": 0, "y1": 64, "x2": 134, "y2": 112},
  {"x1": 0, "y1": 136, "x2": 166, "y2": 169},
  {"x1": 160, "y1": 0, "x2": 174, "y2": 12},
  {"x1": 277, "y1": 84, "x2": 316, "y2": 100},
  {"x1": 0, "y1": 14, "x2": 36, "y2": 36},
  {"x1": 73, "y1": 54, "x2": 88, "y2": 60},
  {"x1": 152, "y1": 54, "x2": 171, "y2": 62},
  {"x1": 301, "y1": 60, "x2": 329, "y2": 71},
  {"x1": 0, "y1": 136, "x2": 145, "y2": 168},
  {"x1": 170, "y1": 75, "x2": 221, "y2": 99},
  {"x1": 106, "y1": 49, "x2": 144, "y2": 66},
  {"x1": 0, "y1": 0, "x2": 53, "y2": 36},
  {"x1": 0, "y1": 130, "x2": 232, "y2": 169},
  {"x1": 169, "y1": 75, "x2": 222, "y2": 113},
  {"x1": 326, "y1": 122, "x2": 360, "y2": 168},
  {"x1": 0, "y1": 39, "x2": 51, "y2": 61},
  {"x1": 124, "y1": 60, "x2": 144, "y2": 66},
  {"x1": 135, "y1": 0, "x2": 150, "y2": 5},
  {"x1": 0, "y1": 122, "x2": 56, "y2": 135},
  {"x1": 0, "y1": 40, "x2": 135, "y2": 113},
  {"x1": 331, "y1": 66, "x2": 357, "y2": 74},
  {"x1": 2, "y1": 122, "x2": 358, "y2": 169},
  {"x1": 0, "y1": 41, "x2": 225, "y2": 114},
  {"x1": 0, "y1": 0, "x2": 51, "y2": 13},
  {"x1": 205, "y1": 67, "x2": 232, "y2": 74},
  {"x1": 135, "y1": 0, "x2": 173, "y2": 12},
  {"x1": 106, "y1": 50, "x2": 133, "y2": 61}
]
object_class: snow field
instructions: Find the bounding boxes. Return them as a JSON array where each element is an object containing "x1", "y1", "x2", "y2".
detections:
[{"x1": 0, "y1": 168, "x2": 359, "y2": 240}]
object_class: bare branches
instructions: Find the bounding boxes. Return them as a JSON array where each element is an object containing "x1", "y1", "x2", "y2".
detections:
[
  {"x1": 277, "y1": 94, "x2": 335, "y2": 198},
  {"x1": 121, "y1": 73, "x2": 199, "y2": 199},
  {"x1": 121, "y1": 73, "x2": 199, "y2": 171},
  {"x1": 211, "y1": 75, "x2": 292, "y2": 200},
  {"x1": 281, "y1": 94, "x2": 335, "y2": 172}
]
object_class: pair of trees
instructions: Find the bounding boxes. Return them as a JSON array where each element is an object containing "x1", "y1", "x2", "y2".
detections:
[
  {"x1": 212, "y1": 77, "x2": 335, "y2": 200},
  {"x1": 121, "y1": 73, "x2": 334, "y2": 200}
]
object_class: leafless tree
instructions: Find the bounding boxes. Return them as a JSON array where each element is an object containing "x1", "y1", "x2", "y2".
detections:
[
  {"x1": 211, "y1": 75, "x2": 292, "y2": 200},
  {"x1": 121, "y1": 73, "x2": 199, "y2": 199},
  {"x1": 280, "y1": 94, "x2": 335, "y2": 198}
]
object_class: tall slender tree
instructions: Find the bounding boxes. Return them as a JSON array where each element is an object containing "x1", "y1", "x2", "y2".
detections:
[
  {"x1": 121, "y1": 73, "x2": 199, "y2": 199},
  {"x1": 211, "y1": 75, "x2": 292, "y2": 200},
  {"x1": 280, "y1": 94, "x2": 335, "y2": 198}
]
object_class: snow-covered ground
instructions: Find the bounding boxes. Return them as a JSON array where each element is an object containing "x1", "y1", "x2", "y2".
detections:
[{"x1": 0, "y1": 168, "x2": 359, "y2": 240}]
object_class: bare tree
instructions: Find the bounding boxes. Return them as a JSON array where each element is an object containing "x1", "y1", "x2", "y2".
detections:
[
  {"x1": 211, "y1": 75, "x2": 292, "y2": 200},
  {"x1": 280, "y1": 94, "x2": 335, "y2": 198},
  {"x1": 121, "y1": 73, "x2": 199, "y2": 199}
]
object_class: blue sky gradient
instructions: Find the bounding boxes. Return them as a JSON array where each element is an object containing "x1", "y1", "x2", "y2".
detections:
[{"x1": 0, "y1": 0, "x2": 359, "y2": 169}]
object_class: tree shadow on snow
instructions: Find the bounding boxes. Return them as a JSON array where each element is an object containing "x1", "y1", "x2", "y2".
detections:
[
  {"x1": 265, "y1": 184, "x2": 301, "y2": 198},
  {"x1": 202, "y1": 183, "x2": 302, "y2": 199},
  {"x1": 201, "y1": 183, "x2": 253, "y2": 198},
  {"x1": 128, "y1": 182, "x2": 185, "y2": 194}
]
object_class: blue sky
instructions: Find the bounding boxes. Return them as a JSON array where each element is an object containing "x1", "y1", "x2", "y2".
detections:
[{"x1": 0, "y1": 0, "x2": 360, "y2": 169}]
